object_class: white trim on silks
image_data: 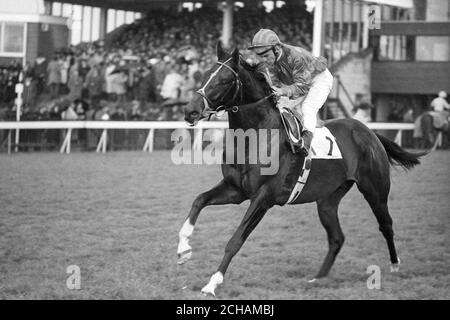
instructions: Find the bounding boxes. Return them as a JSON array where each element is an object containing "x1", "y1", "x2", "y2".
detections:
[{"x1": 286, "y1": 152, "x2": 313, "y2": 204}]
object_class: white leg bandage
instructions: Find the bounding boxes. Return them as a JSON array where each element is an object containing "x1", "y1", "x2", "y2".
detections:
[
  {"x1": 201, "y1": 272, "x2": 224, "y2": 296},
  {"x1": 178, "y1": 219, "x2": 194, "y2": 255}
]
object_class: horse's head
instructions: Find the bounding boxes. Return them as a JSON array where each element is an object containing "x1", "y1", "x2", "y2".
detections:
[{"x1": 184, "y1": 42, "x2": 243, "y2": 126}]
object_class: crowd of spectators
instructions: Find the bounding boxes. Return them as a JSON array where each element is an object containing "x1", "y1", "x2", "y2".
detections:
[{"x1": 0, "y1": 4, "x2": 313, "y2": 124}]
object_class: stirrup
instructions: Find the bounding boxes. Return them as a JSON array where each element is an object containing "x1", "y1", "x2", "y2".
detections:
[
  {"x1": 291, "y1": 139, "x2": 307, "y2": 155},
  {"x1": 296, "y1": 143, "x2": 309, "y2": 156},
  {"x1": 299, "y1": 147, "x2": 309, "y2": 157}
]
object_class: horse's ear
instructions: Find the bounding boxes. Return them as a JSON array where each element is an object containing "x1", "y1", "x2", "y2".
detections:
[
  {"x1": 231, "y1": 47, "x2": 240, "y2": 65},
  {"x1": 216, "y1": 41, "x2": 228, "y2": 61}
]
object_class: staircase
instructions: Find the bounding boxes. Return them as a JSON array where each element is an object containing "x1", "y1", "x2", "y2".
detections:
[
  {"x1": 322, "y1": 97, "x2": 349, "y2": 120},
  {"x1": 321, "y1": 49, "x2": 372, "y2": 121},
  {"x1": 322, "y1": 75, "x2": 354, "y2": 120}
]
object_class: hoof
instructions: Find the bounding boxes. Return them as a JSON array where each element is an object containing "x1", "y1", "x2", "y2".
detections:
[
  {"x1": 390, "y1": 258, "x2": 401, "y2": 273},
  {"x1": 177, "y1": 249, "x2": 192, "y2": 265},
  {"x1": 306, "y1": 277, "x2": 329, "y2": 286}
]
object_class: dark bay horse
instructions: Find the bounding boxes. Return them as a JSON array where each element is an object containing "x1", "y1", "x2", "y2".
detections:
[
  {"x1": 179, "y1": 43, "x2": 425, "y2": 296},
  {"x1": 418, "y1": 111, "x2": 449, "y2": 149}
]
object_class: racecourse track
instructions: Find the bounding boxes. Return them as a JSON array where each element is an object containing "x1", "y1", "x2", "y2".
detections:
[{"x1": 0, "y1": 150, "x2": 449, "y2": 299}]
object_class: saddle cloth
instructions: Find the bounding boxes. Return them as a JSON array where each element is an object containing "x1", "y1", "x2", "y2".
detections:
[
  {"x1": 311, "y1": 127, "x2": 343, "y2": 159},
  {"x1": 429, "y1": 111, "x2": 449, "y2": 130},
  {"x1": 414, "y1": 111, "x2": 449, "y2": 138},
  {"x1": 286, "y1": 127, "x2": 343, "y2": 204}
]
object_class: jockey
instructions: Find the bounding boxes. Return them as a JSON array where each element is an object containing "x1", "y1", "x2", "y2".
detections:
[
  {"x1": 248, "y1": 28, "x2": 333, "y2": 156},
  {"x1": 431, "y1": 91, "x2": 449, "y2": 113}
]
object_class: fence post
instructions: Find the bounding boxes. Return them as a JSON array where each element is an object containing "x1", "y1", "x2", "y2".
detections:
[
  {"x1": 60, "y1": 128, "x2": 72, "y2": 154},
  {"x1": 7, "y1": 130, "x2": 11, "y2": 154},
  {"x1": 96, "y1": 129, "x2": 107, "y2": 153},
  {"x1": 102, "y1": 129, "x2": 107, "y2": 153},
  {"x1": 394, "y1": 130, "x2": 402, "y2": 147},
  {"x1": 149, "y1": 128, "x2": 154, "y2": 152},
  {"x1": 143, "y1": 128, "x2": 155, "y2": 152},
  {"x1": 67, "y1": 128, "x2": 72, "y2": 153}
]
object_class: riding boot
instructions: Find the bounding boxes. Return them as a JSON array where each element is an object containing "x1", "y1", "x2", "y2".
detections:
[{"x1": 298, "y1": 130, "x2": 314, "y2": 156}]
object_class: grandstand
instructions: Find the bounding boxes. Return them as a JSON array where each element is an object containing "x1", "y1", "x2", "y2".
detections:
[{"x1": 0, "y1": 0, "x2": 449, "y2": 152}]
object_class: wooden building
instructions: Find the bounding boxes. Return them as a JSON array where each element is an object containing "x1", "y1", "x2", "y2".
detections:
[{"x1": 0, "y1": 0, "x2": 69, "y2": 66}]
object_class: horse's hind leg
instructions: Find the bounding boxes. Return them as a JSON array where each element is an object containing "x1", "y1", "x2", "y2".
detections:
[
  {"x1": 314, "y1": 181, "x2": 354, "y2": 279},
  {"x1": 356, "y1": 177, "x2": 400, "y2": 271},
  {"x1": 177, "y1": 180, "x2": 246, "y2": 264}
]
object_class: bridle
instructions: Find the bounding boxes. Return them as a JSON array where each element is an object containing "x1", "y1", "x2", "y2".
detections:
[
  {"x1": 196, "y1": 57, "x2": 243, "y2": 119},
  {"x1": 192, "y1": 57, "x2": 276, "y2": 125}
]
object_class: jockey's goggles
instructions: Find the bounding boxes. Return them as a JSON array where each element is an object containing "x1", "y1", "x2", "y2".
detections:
[{"x1": 255, "y1": 46, "x2": 275, "y2": 57}]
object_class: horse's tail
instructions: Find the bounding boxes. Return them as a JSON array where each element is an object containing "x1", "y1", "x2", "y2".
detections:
[{"x1": 376, "y1": 133, "x2": 427, "y2": 170}]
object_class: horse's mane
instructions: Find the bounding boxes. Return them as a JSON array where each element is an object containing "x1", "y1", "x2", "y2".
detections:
[{"x1": 238, "y1": 56, "x2": 276, "y2": 104}]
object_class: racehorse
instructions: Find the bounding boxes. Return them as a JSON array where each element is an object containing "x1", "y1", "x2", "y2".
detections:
[
  {"x1": 179, "y1": 43, "x2": 426, "y2": 296},
  {"x1": 418, "y1": 111, "x2": 449, "y2": 149}
]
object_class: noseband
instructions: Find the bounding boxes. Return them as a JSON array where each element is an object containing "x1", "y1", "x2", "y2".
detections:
[{"x1": 196, "y1": 57, "x2": 243, "y2": 119}]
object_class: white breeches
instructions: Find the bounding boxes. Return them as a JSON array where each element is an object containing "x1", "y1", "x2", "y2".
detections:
[{"x1": 295, "y1": 69, "x2": 333, "y2": 133}]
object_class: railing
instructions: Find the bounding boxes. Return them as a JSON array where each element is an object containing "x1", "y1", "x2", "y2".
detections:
[
  {"x1": 0, "y1": 121, "x2": 415, "y2": 154},
  {"x1": 334, "y1": 75, "x2": 355, "y2": 118}
]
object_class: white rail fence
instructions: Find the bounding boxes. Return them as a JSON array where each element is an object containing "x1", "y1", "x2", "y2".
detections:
[{"x1": 0, "y1": 121, "x2": 416, "y2": 154}]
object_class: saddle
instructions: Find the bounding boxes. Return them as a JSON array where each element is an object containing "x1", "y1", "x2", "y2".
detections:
[{"x1": 279, "y1": 107, "x2": 303, "y2": 153}]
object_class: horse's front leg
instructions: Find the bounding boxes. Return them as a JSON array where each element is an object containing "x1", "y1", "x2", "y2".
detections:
[
  {"x1": 201, "y1": 186, "x2": 273, "y2": 296},
  {"x1": 177, "y1": 180, "x2": 246, "y2": 265}
]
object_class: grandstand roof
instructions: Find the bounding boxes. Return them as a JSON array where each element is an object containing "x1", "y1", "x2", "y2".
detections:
[
  {"x1": 56, "y1": 0, "x2": 223, "y2": 12},
  {"x1": 56, "y1": 0, "x2": 413, "y2": 12}
]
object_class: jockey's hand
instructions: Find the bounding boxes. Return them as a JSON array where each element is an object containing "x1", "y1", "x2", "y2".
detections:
[{"x1": 271, "y1": 86, "x2": 283, "y2": 97}]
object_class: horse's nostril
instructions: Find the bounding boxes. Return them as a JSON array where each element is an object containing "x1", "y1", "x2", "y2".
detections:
[{"x1": 190, "y1": 111, "x2": 199, "y2": 118}]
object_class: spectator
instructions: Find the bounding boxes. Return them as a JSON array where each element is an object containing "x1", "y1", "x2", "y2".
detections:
[
  {"x1": 128, "y1": 100, "x2": 143, "y2": 120},
  {"x1": 74, "y1": 99, "x2": 89, "y2": 120},
  {"x1": 160, "y1": 63, "x2": 184, "y2": 101},
  {"x1": 137, "y1": 65, "x2": 157, "y2": 107},
  {"x1": 23, "y1": 62, "x2": 37, "y2": 108},
  {"x1": 95, "y1": 104, "x2": 111, "y2": 121},
  {"x1": 352, "y1": 94, "x2": 373, "y2": 123},
  {"x1": 105, "y1": 61, "x2": 117, "y2": 101},
  {"x1": 78, "y1": 59, "x2": 91, "y2": 82},
  {"x1": 47, "y1": 55, "x2": 62, "y2": 99},
  {"x1": 402, "y1": 107, "x2": 414, "y2": 123},
  {"x1": 67, "y1": 62, "x2": 83, "y2": 101},
  {"x1": 111, "y1": 106, "x2": 126, "y2": 120},
  {"x1": 4, "y1": 70, "x2": 18, "y2": 104},
  {"x1": 60, "y1": 54, "x2": 70, "y2": 94},
  {"x1": 84, "y1": 63, "x2": 104, "y2": 110},
  {"x1": 111, "y1": 69, "x2": 128, "y2": 103},
  {"x1": 34, "y1": 55, "x2": 47, "y2": 96},
  {"x1": 61, "y1": 101, "x2": 78, "y2": 120}
]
